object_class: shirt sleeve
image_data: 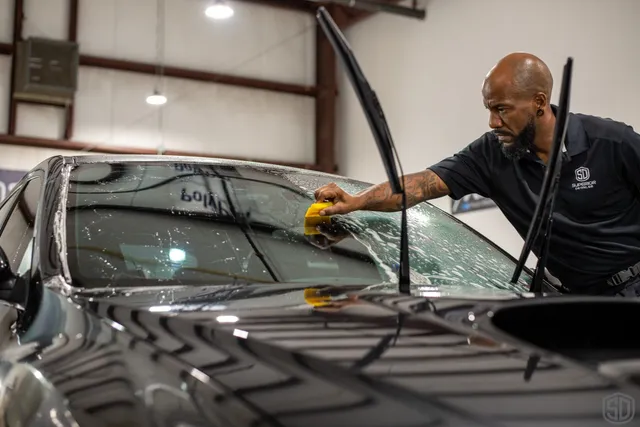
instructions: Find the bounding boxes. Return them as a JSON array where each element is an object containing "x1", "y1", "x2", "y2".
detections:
[
  {"x1": 620, "y1": 124, "x2": 640, "y2": 192},
  {"x1": 427, "y1": 133, "x2": 495, "y2": 200}
]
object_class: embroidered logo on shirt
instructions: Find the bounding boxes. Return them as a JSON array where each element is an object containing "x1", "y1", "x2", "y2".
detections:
[
  {"x1": 572, "y1": 166, "x2": 596, "y2": 190},
  {"x1": 575, "y1": 166, "x2": 590, "y2": 182}
]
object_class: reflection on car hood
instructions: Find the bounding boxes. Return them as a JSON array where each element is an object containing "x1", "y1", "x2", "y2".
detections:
[
  {"x1": 3, "y1": 282, "x2": 640, "y2": 427},
  {"x1": 74, "y1": 281, "x2": 531, "y2": 306}
]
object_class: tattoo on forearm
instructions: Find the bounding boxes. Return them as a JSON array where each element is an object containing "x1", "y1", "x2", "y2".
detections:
[
  {"x1": 358, "y1": 183, "x2": 395, "y2": 211},
  {"x1": 404, "y1": 174, "x2": 426, "y2": 207},
  {"x1": 358, "y1": 169, "x2": 449, "y2": 212}
]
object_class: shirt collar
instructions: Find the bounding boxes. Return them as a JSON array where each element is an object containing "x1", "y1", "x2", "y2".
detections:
[
  {"x1": 550, "y1": 104, "x2": 589, "y2": 160},
  {"x1": 519, "y1": 105, "x2": 589, "y2": 164}
]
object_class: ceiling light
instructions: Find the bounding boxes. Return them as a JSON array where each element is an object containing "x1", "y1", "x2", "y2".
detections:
[
  {"x1": 205, "y1": 2, "x2": 234, "y2": 20},
  {"x1": 146, "y1": 91, "x2": 167, "y2": 105}
]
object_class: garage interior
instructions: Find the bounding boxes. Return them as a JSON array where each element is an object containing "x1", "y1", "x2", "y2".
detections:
[{"x1": 0, "y1": 0, "x2": 639, "y2": 263}]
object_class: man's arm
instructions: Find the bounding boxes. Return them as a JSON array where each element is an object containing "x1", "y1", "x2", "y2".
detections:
[
  {"x1": 314, "y1": 133, "x2": 495, "y2": 217},
  {"x1": 355, "y1": 169, "x2": 450, "y2": 211},
  {"x1": 314, "y1": 169, "x2": 450, "y2": 216}
]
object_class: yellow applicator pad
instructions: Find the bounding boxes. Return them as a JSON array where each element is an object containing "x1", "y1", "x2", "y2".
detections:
[
  {"x1": 304, "y1": 287, "x2": 331, "y2": 307},
  {"x1": 304, "y1": 201, "x2": 334, "y2": 235}
]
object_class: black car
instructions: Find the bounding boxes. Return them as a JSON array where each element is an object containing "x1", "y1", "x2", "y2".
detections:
[{"x1": 0, "y1": 154, "x2": 640, "y2": 427}]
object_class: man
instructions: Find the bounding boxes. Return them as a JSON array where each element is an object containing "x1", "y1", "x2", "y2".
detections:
[{"x1": 313, "y1": 52, "x2": 640, "y2": 297}]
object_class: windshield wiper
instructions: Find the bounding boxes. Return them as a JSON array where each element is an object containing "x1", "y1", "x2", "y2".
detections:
[
  {"x1": 316, "y1": 7, "x2": 411, "y2": 294},
  {"x1": 206, "y1": 170, "x2": 281, "y2": 283},
  {"x1": 510, "y1": 57, "x2": 574, "y2": 293}
]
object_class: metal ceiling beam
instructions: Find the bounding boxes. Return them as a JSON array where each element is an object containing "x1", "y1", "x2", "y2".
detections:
[
  {"x1": 65, "y1": 0, "x2": 79, "y2": 140},
  {"x1": 234, "y1": 0, "x2": 319, "y2": 12},
  {"x1": 79, "y1": 55, "x2": 317, "y2": 97},
  {"x1": 8, "y1": 0, "x2": 24, "y2": 136},
  {"x1": 222, "y1": 0, "x2": 425, "y2": 26},
  {"x1": 315, "y1": 4, "x2": 347, "y2": 174},
  {"x1": 0, "y1": 45, "x2": 317, "y2": 98},
  {"x1": 315, "y1": 0, "x2": 425, "y2": 20},
  {"x1": 233, "y1": 0, "x2": 425, "y2": 21}
]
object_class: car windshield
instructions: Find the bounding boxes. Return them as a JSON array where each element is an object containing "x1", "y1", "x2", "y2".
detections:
[{"x1": 64, "y1": 161, "x2": 531, "y2": 294}]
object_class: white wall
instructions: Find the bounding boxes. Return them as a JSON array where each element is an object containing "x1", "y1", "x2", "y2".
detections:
[
  {"x1": 0, "y1": 0, "x2": 316, "y2": 172},
  {"x1": 0, "y1": 0, "x2": 12, "y2": 43},
  {"x1": 337, "y1": 0, "x2": 640, "y2": 262}
]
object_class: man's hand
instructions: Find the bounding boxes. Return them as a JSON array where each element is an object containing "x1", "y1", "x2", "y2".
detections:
[
  {"x1": 313, "y1": 170, "x2": 450, "y2": 215},
  {"x1": 314, "y1": 183, "x2": 363, "y2": 216}
]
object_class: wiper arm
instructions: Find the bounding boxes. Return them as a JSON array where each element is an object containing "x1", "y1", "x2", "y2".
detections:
[
  {"x1": 316, "y1": 7, "x2": 411, "y2": 294},
  {"x1": 202, "y1": 169, "x2": 280, "y2": 282},
  {"x1": 510, "y1": 57, "x2": 574, "y2": 293}
]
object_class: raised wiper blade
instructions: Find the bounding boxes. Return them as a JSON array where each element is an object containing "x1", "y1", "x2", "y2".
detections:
[
  {"x1": 510, "y1": 57, "x2": 574, "y2": 293},
  {"x1": 315, "y1": 7, "x2": 411, "y2": 293},
  {"x1": 316, "y1": 7, "x2": 402, "y2": 194}
]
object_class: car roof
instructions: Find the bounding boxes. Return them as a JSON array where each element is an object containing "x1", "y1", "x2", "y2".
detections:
[{"x1": 60, "y1": 154, "x2": 367, "y2": 184}]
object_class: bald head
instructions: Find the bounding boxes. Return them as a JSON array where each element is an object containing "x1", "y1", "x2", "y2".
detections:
[
  {"x1": 482, "y1": 53, "x2": 556, "y2": 161},
  {"x1": 483, "y1": 52, "x2": 553, "y2": 100}
]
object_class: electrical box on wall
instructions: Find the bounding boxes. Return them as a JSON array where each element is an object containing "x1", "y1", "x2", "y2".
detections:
[{"x1": 13, "y1": 37, "x2": 79, "y2": 106}]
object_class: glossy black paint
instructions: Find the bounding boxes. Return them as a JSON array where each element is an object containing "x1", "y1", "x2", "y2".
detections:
[
  {"x1": 36, "y1": 156, "x2": 68, "y2": 281},
  {"x1": 1, "y1": 155, "x2": 640, "y2": 427},
  {"x1": 12, "y1": 156, "x2": 66, "y2": 334},
  {"x1": 0, "y1": 245, "x2": 13, "y2": 285},
  {"x1": 8, "y1": 283, "x2": 640, "y2": 427}
]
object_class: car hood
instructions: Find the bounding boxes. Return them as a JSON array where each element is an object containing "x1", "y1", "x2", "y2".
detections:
[{"x1": 3, "y1": 282, "x2": 640, "y2": 427}]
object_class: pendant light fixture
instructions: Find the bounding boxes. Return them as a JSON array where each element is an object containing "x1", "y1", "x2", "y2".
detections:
[
  {"x1": 147, "y1": 0, "x2": 167, "y2": 106},
  {"x1": 146, "y1": 91, "x2": 167, "y2": 105},
  {"x1": 205, "y1": 0, "x2": 234, "y2": 20}
]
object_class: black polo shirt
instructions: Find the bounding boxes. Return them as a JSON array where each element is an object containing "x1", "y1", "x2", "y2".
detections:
[{"x1": 429, "y1": 106, "x2": 640, "y2": 294}]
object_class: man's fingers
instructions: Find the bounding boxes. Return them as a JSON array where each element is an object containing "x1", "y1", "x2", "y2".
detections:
[
  {"x1": 314, "y1": 183, "x2": 354, "y2": 215},
  {"x1": 315, "y1": 183, "x2": 344, "y2": 202},
  {"x1": 316, "y1": 189, "x2": 338, "y2": 202},
  {"x1": 320, "y1": 203, "x2": 344, "y2": 216},
  {"x1": 314, "y1": 184, "x2": 331, "y2": 200}
]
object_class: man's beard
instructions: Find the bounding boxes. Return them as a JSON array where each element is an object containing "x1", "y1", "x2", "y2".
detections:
[{"x1": 497, "y1": 116, "x2": 536, "y2": 160}]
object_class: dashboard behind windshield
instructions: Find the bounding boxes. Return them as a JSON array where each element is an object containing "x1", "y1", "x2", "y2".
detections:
[{"x1": 64, "y1": 161, "x2": 531, "y2": 293}]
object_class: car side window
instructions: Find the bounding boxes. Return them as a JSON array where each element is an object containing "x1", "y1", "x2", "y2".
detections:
[{"x1": 0, "y1": 178, "x2": 41, "y2": 275}]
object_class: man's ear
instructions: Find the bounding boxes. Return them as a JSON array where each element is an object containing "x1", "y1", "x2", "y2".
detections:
[{"x1": 533, "y1": 92, "x2": 547, "y2": 110}]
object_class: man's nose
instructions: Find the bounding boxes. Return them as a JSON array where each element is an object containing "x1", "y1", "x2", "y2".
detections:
[{"x1": 489, "y1": 113, "x2": 503, "y2": 129}]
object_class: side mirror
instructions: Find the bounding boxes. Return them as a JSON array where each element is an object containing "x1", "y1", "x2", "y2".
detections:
[{"x1": 0, "y1": 247, "x2": 16, "y2": 300}]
